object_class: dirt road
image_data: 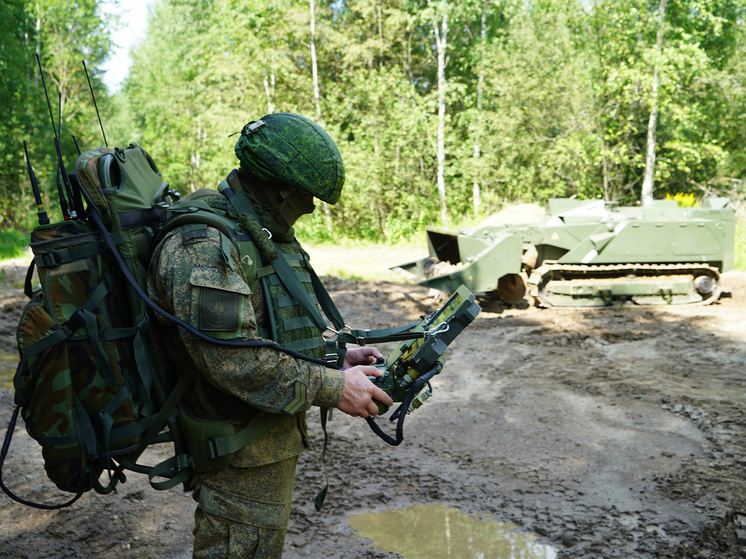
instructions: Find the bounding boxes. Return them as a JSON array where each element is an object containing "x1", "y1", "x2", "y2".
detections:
[{"x1": 1, "y1": 256, "x2": 745, "y2": 558}]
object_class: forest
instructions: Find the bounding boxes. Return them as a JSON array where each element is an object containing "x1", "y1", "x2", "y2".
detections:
[{"x1": 1, "y1": 0, "x2": 745, "y2": 243}]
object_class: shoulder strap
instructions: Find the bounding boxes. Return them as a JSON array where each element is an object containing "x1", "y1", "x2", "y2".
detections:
[{"x1": 217, "y1": 172, "x2": 425, "y2": 348}]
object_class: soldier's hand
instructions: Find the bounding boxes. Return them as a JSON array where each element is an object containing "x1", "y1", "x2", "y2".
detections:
[
  {"x1": 335, "y1": 366, "x2": 393, "y2": 418},
  {"x1": 343, "y1": 347, "x2": 383, "y2": 368}
]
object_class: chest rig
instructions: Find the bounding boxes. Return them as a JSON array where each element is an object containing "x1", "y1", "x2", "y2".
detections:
[{"x1": 160, "y1": 173, "x2": 338, "y2": 363}]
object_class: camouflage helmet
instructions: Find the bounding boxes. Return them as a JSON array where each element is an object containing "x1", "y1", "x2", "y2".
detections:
[{"x1": 234, "y1": 113, "x2": 344, "y2": 205}]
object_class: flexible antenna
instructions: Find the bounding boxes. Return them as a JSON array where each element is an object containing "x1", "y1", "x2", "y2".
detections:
[
  {"x1": 57, "y1": 92, "x2": 76, "y2": 218},
  {"x1": 37, "y1": 54, "x2": 58, "y2": 139},
  {"x1": 72, "y1": 135, "x2": 82, "y2": 155},
  {"x1": 83, "y1": 60, "x2": 108, "y2": 147},
  {"x1": 35, "y1": 53, "x2": 70, "y2": 220},
  {"x1": 23, "y1": 141, "x2": 50, "y2": 225}
]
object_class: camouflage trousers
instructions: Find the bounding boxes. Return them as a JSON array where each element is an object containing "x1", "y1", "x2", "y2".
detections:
[{"x1": 191, "y1": 456, "x2": 299, "y2": 558}]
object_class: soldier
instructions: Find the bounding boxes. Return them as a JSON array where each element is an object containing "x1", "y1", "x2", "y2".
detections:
[{"x1": 147, "y1": 112, "x2": 393, "y2": 558}]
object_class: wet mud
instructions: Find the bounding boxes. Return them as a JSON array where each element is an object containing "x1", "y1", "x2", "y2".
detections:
[{"x1": 0, "y1": 256, "x2": 745, "y2": 559}]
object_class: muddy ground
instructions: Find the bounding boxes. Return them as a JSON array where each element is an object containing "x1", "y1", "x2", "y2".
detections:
[{"x1": 1, "y1": 255, "x2": 746, "y2": 559}]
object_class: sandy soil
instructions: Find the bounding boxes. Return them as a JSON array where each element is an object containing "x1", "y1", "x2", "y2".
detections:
[{"x1": 1, "y1": 255, "x2": 745, "y2": 559}]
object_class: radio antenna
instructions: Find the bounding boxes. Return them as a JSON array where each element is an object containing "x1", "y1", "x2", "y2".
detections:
[
  {"x1": 56, "y1": 92, "x2": 76, "y2": 216},
  {"x1": 35, "y1": 53, "x2": 71, "y2": 220},
  {"x1": 83, "y1": 60, "x2": 108, "y2": 147},
  {"x1": 23, "y1": 141, "x2": 50, "y2": 226}
]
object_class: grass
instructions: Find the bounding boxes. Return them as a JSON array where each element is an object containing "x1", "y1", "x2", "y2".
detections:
[
  {"x1": 304, "y1": 240, "x2": 428, "y2": 283},
  {"x1": 0, "y1": 229, "x2": 29, "y2": 260}
]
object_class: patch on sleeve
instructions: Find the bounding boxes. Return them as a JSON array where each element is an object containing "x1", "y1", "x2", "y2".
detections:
[
  {"x1": 282, "y1": 381, "x2": 307, "y2": 415},
  {"x1": 199, "y1": 287, "x2": 241, "y2": 332}
]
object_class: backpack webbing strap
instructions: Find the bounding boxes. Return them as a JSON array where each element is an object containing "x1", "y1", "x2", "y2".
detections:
[
  {"x1": 146, "y1": 456, "x2": 192, "y2": 491},
  {"x1": 313, "y1": 407, "x2": 331, "y2": 511},
  {"x1": 130, "y1": 314, "x2": 155, "y2": 415},
  {"x1": 125, "y1": 367, "x2": 198, "y2": 469},
  {"x1": 217, "y1": 178, "x2": 330, "y2": 332},
  {"x1": 22, "y1": 278, "x2": 111, "y2": 361},
  {"x1": 146, "y1": 413, "x2": 285, "y2": 491},
  {"x1": 24, "y1": 260, "x2": 36, "y2": 298},
  {"x1": 34, "y1": 240, "x2": 103, "y2": 268},
  {"x1": 206, "y1": 413, "x2": 281, "y2": 459}
]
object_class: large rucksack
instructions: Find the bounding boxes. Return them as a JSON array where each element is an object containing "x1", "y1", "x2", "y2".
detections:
[{"x1": 0, "y1": 144, "x2": 190, "y2": 507}]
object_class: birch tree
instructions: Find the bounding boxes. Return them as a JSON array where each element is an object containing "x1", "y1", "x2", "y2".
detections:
[
  {"x1": 640, "y1": 0, "x2": 667, "y2": 207},
  {"x1": 472, "y1": 1, "x2": 487, "y2": 215},
  {"x1": 432, "y1": 0, "x2": 449, "y2": 226},
  {"x1": 310, "y1": 0, "x2": 322, "y2": 120}
]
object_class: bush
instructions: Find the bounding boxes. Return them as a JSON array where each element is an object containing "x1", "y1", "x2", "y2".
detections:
[
  {"x1": 0, "y1": 228, "x2": 29, "y2": 260},
  {"x1": 735, "y1": 221, "x2": 746, "y2": 272}
]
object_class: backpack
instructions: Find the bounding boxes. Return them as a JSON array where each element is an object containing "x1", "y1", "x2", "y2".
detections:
[{"x1": 0, "y1": 144, "x2": 188, "y2": 507}]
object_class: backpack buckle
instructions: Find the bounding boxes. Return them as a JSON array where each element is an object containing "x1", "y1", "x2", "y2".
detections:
[
  {"x1": 207, "y1": 438, "x2": 221, "y2": 459},
  {"x1": 176, "y1": 454, "x2": 195, "y2": 469},
  {"x1": 63, "y1": 309, "x2": 86, "y2": 334}
]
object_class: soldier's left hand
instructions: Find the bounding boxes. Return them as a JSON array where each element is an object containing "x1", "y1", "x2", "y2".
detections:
[{"x1": 343, "y1": 347, "x2": 383, "y2": 369}]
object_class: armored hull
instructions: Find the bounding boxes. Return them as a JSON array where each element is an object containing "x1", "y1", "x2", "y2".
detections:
[{"x1": 394, "y1": 198, "x2": 735, "y2": 307}]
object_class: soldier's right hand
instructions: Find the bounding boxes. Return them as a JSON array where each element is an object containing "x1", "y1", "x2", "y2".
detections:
[{"x1": 335, "y1": 366, "x2": 393, "y2": 419}]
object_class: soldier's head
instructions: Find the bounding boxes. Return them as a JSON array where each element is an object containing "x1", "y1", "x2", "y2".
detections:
[{"x1": 235, "y1": 113, "x2": 344, "y2": 229}]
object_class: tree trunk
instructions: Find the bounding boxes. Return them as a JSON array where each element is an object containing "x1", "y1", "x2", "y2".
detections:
[
  {"x1": 263, "y1": 69, "x2": 275, "y2": 113},
  {"x1": 641, "y1": 0, "x2": 667, "y2": 207},
  {"x1": 472, "y1": 1, "x2": 486, "y2": 216},
  {"x1": 433, "y1": 4, "x2": 448, "y2": 227},
  {"x1": 310, "y1": 0, "x2": 331, "y2": 230},
  {"x1": 600, "y1": 128, "x2": 610, "y2": 200},
  {"x1": 310, "y1": 0, "x2": 321, "y2": 121}
]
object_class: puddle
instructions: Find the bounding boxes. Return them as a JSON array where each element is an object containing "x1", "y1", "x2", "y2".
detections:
[
  {"x1": 0, "y1": 351, "x2": 19, "y2": 391},
  {"x1": 347, "y1": 503, "x2": 557, "y2": 559}
]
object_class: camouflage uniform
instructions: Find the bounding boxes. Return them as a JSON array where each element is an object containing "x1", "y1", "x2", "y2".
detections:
[{"x1": 147, "y1": 195, "x2": 345, "y2": 558}]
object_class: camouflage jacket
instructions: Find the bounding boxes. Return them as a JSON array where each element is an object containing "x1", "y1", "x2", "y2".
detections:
[{"x1": 146, "y1": 213, "x2": 345, "y2": 468}]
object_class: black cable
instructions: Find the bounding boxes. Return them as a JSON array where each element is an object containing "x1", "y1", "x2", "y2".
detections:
[
  {"x1": 365, "y1": 363, "x2": 442, "y2": 446},
  {"x1": 0, "y1": 406, "x2": 83, "y2": 509}
]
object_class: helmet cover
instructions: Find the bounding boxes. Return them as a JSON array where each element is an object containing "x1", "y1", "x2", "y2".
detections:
[{"x1": 234, "y1": 113, "x2": 344, "y2": 204}]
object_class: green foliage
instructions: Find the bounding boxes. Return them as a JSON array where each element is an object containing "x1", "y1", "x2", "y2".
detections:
[
  {"x1": 0, "y1": 0, "x2": 113, "y2": 229},
  {"x1": 735, "y1": 220, "x2": 746, "y2": 272},
  {"x1": 0, "y1": 228, "x2": 29, "y2": 260},
  {"x1": 2, "y1": 0, "x2": 746, "y2": 243}
]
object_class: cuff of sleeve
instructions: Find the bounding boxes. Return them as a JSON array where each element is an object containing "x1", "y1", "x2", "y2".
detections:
[{"x1": 312, "y1": 367, "x2": 346, "y2": 408}]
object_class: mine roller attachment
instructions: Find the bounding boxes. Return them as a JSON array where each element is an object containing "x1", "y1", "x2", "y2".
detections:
[
  {"x1": 528, "y1": 263, "x2": 721, "y2": 308},
  {"x1": 497, "y1": 273, "x2": 528, "y2": 304}
]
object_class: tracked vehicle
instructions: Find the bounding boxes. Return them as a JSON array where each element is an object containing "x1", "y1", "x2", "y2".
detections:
[{"x1": 394, "y1": 198, "x2": 735, "y2": 307}]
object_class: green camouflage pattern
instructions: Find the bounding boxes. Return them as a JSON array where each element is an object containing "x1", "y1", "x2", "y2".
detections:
[
  {"x1": 147, "y1": 218, "x2": 345, "y2": 468},
  {"x1": 15, "y1": 219, "x2": 146, "y2": 493},
  {"x1": 191, "y1": 456, "x2": 298, "y2": 559},
  {"x1": 30, "y1": 219, "x2": 91, "y2": 243},
  {"x1": 261, "y1": 240, "x2": 325, "y2": 360},
  {"x1": 75, "y1": 147, "x2": 114, "y2": 219},
  {"x1": 148, "y1": 172, "x2": 345, "y2": 554},
  {"x1": 14, "y1": 143, "x2": 171, "y2": 495},
  {"x1": 234, "y1": 113, "x2": 344, "y2": 205}
]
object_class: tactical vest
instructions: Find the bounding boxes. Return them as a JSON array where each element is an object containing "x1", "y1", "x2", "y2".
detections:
[{"x1": 161, "y1": 190, "x2": 326, "y2": 361}]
